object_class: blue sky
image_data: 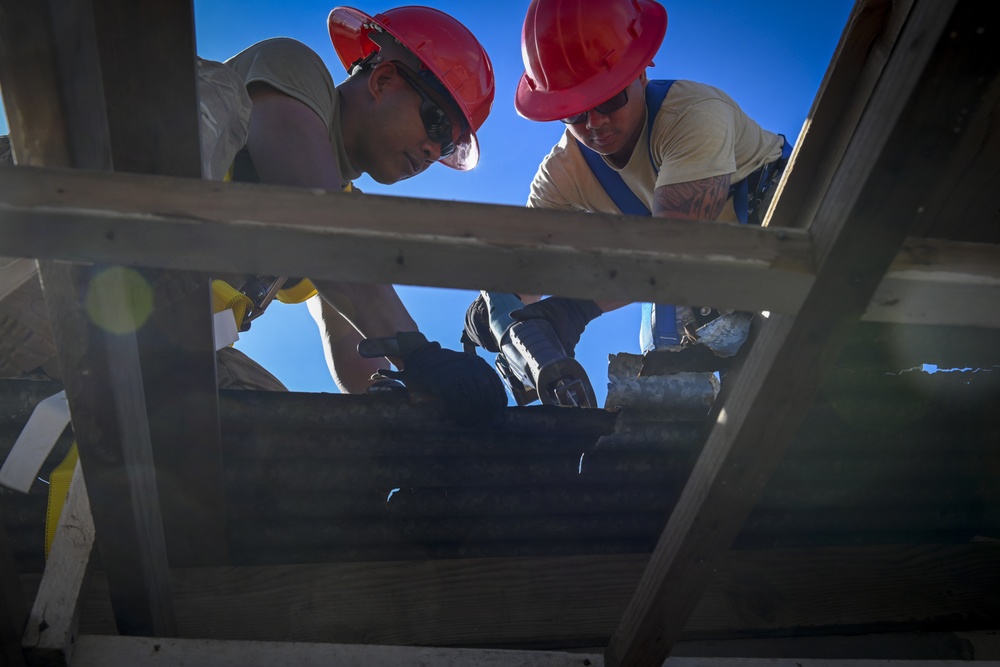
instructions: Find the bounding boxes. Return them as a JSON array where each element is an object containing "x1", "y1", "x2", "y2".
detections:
[{"x1": 1, "y1": 1, "x2": 855, "y2": 405}]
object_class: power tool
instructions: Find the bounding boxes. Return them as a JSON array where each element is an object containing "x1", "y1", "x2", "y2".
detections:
[{"x1": 480, "y1": 292, "x2": 597, "y2": 408}]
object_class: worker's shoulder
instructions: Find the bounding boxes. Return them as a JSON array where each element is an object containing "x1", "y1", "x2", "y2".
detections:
[
  {"x1": 660, "y1": 79, "x2": 737, "y2": 107},
  {"x1": 534, "y1": 131, "x2": 582, "y2": 176},
  {"x1": 225, "y1": 37, "x2": 326, "y2": 69}
]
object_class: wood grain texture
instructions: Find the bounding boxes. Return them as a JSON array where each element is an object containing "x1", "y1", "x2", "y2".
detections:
[
  {"x1": 21, "y1": 462, "x2": 93, "y2": 667},
  {"x1": 45, "y1": 544, "x2": 1000, "y2": 648},
  {"x1": 0, "y1": 165, "x2": 995, "y2": 325},
  {"x1": 88, "y1": 0, "x2": 227, "y2": 569},
  {"x1": 0, "y1": 498, "x2": 27, "y2": 667},
  {"x1": 0, "y1": 165, "x2": 814, "y2": 313},
  {"x1": 606, "y1": 1, "x2": 974, "y2": 665},
  {"x1": 0, "y1": 0, "x2": 177, "y2": 637}
]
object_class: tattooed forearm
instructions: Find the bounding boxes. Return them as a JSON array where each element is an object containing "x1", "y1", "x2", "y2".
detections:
[{"x1": 653, "y1": 174, "x2": 732, "y2": 221}]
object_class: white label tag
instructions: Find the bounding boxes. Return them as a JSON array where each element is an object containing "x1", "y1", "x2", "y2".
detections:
[
  {"x1": 0, "y1": 390, "x2": 71, "y2": 493},
  {"x1": 213, "y1": 309, "x2": 240, "y2": 351}
]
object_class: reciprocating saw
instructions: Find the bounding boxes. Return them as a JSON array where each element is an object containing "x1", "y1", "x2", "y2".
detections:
[{"x1": 481, "y1": 291, "x2": 597, "y2": 408}]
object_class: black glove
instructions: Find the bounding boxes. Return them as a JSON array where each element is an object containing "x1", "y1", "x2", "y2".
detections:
[
  {"x1": 460, "y1": 293, "x2": 501, "y2": 353},
  {"x1": 375, "y1": 332, "x2": 506, "y2": 426},
  {"x1": 509, "y1": 297, "x2": 602, "y2": 357}
]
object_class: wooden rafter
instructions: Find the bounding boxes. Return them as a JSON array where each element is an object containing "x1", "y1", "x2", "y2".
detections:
[
  {"x1": 605, "y1": 0, "x2": 996, "y2": 664},
  {"x1": 88, "y1": 0, "x2": 229, "y2": 570},
  {"x1": 0, "y1": 0, "x2": 176, "y2": 637},
  {"x1": 0, "y1": 501, "x2": 26, "y2": 667}
]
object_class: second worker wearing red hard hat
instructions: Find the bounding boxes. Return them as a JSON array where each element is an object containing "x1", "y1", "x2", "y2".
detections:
[{"x1": 463, "y1": 0, "x2": 791, "y2": 371}]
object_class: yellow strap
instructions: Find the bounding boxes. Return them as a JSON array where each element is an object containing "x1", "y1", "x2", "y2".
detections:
[
  {"x1": 276, "y1": 278, "x2": 318, "y2": 304},
  {"x1": 207, "y1": 177, "x2": 349, "y2": 313},
  {"x1": 44, "y1": 442, "x2": 78, "y2": 559},
  {"x1": 212, "y1": 279, "x2": 253, "y2": 334}
]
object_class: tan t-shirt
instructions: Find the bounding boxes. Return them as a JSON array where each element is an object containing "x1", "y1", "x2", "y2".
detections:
[
  {"x1": 225, "y1": 37, "x2": 360, "y2": 188},
  {"x1": 527, "y1": 80, "x2": 783, "y2": 222}
]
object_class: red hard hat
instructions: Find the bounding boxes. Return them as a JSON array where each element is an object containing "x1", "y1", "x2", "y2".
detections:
[
  {"x1": 516, "y1": 0, "x2": 667, "y2": 122},
  {"x1": 329, "y1": 6, "x2": 495, "y2": 170}
]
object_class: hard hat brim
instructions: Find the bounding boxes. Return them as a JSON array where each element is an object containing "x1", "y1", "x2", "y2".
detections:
[{"x1": 514, "y1": 0, "x2": 667, "y2": 122}]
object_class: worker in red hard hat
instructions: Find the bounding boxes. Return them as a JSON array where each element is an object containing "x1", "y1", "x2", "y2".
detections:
[
  {"x1": 0, "y1": 6, "x2": 503, "y2": 425},
  {"x1": 212, "y1": 5, "x2": 503, "y2": 423},
  {"x1": 463, "y1": 0, "x2": 791, "y2": 369}
]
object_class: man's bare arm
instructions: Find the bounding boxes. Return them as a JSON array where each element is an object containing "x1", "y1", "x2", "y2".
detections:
[
  {"x1": 306, "y1": 297, "x2": 387, "y2": 393},
  {"x1": 245, "y1": 83, "x2": 344, "y2": 188}
]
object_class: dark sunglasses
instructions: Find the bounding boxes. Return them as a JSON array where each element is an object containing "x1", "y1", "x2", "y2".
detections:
[
  {"x1": 393, "y1": 62, "x2": 458, "y2": 158},
  {"x1": 560, "y1": 88, "x2": 630, "y2": 124}
]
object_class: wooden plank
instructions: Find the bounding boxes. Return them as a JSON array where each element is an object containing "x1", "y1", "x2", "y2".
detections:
[
  {"x1": 55, "y1": 544, "x2": 1000, "y2": 648},
  {"x1": 0, "y1": 500, "x2": 27, "y2": 667},
  {"x1": 72, "y1": 635, "x2": 602, "y2": 667},
  {"x1": 765, "y1": 0, "x2": 915, "y2": 230},
  {"x1": 90, "y1": 1, "x2": 201, "y2": 178},
  {"x1": 39, "y1": 262, "x2": 176, "y2": 637},
  {"x1": 88, "y1": 0, "x2": 227, "y2": 568},
  {"x1": 21, "y1": 461, "x2": 93, "y2": 667},
  {"x1": 0, "y1": 165, "x2": 815, "y2": 314},
  {"x1": 0, "y1": 258, "x2": 38, "y2": 302},
  {"x1": 67, "y1": 635, "x2": 1000, "y2": 667},
  {"x1": 605, "y1": 1, "x2": 977, "y2": 665},
  {"x1": 0, "y1": 166, "x2": 995, "y2": 328},
  {"x1": 864, "y1": 238, "x2": 1000, "y2": 327},
  {"x1": 0, "y1": 0, "x2": 176, "y2": 636},
  {"x1": 1, "y1": 165, "x2": 996, "y2": 326}
]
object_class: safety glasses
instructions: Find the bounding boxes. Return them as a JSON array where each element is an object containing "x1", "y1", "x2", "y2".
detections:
[
  {"x1": 393, "y1": 61, "x2": 459, "y2": 158},
  {"x1": 560, "y1": 88, "x2": 630, "y2": 124}
]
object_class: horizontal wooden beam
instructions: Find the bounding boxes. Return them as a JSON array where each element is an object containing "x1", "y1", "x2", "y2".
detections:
[
  {"x1": 67, "y1": 630, "x2": 1000, "y2": 667},
  {"x1": 864, "y1": 237, "x2": 1000, "y2": 327},
  {"x1": 38, "y1": 544, "x2": 998, "y2": 648},
  {"x1": 0, "y1": 165, "x2": 995, "y2": 326},
  {"x1": 0, "y1": 164, "x2": 813, "y2": 313}
]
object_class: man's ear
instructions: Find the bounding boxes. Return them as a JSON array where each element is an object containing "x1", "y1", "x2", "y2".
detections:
[{"x1": 367, "y1": 61, "x2": 397, "y2": 101}]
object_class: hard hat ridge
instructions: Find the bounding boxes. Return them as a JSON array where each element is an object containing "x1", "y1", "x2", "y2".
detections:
[{"x1": 516, "y1": 0, "x2": 667, "y2": 122}]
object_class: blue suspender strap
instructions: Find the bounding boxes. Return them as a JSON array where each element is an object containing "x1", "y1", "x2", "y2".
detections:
[
  {"x1": 732, "y1": 134, "x2": 793, "y2": 226},
  {"x1": 577, "y1": 148, "x2": 649, "y2": 216},
  {"x1": 574, "y1": 80, "x2": 675, "y2": 216},
  {"x1": 573, "y1": 80, "x2": 680, "y2": 351}
]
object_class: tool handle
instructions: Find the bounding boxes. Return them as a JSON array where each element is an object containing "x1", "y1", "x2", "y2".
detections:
[{"x1": 357, "y1": 336, "x2": 400, "y2": 359}]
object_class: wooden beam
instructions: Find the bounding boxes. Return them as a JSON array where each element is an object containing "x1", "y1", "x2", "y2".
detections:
[
  {"x1": 66, "y1": 635, "x2": 1000, "y2": 667},
  {"x1": 0, "y1": 164, "x2": 996, "y2": 327},
  {"x1": 72, "y1": 635, "x2": 602, "y2": 667},
  {"x1": 864, "y1": 237, "x2": 1000, "y2": 327},
  {"x1": 605, "y1": 1, "x2": 980, "y2": 665},
  {"x1": 88, "y1": 0, "x2": 227, "y2": 569},
  {"x1": 47, "y1": 544, "x2": 1000, "y2": 648},
  {"x1": 89, "y1": 0, "x2": 201, "y2": 179},
  {"x1": 0, "y1": 500, "x2": 26, "y2": 667},
  {"x1": 21, "y1": 461, "x2": 93, "y2": 667},
  {"x1": 0, "y1": 0, "x2": 176, "y2": 636},
  {"x1": 0, "y1": 165, "x2": 816, "y2": 314},
  {"x1": 765, "y1": 0, "x2": 915, "y2": 230}
]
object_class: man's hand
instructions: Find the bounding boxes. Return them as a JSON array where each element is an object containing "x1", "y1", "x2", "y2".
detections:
[
  {"x1": 460, "y1": 293, "x2": 501, "y2": 353},
  {"x1": 509, "y1": 297, "x2": 603, "y2": 357},
  {"x1": 374, "y1": 332, "x2": 507, "y2": 426}
]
